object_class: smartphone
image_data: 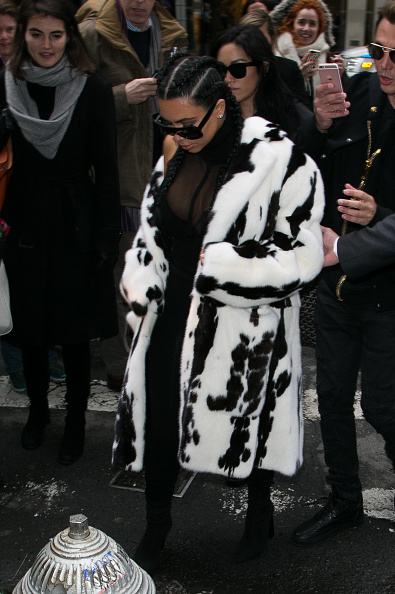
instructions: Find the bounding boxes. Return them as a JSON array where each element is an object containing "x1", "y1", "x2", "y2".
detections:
[
  {"x1": 307, "y1": 49, "x2": 321, "y2": 63},
  {"x1": 318, "y1": 63, "x2": 343, "y2": 92}
]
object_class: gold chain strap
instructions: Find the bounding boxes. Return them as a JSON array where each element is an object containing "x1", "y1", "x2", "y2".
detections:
[{"x1": 335, "y1": 120, "x2": 382, "y2": 301}]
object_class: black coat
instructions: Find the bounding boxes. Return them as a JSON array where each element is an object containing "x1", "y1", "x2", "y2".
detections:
[
  {"x1": 302, "y1": 72, "x2": 395, "y2": 310},
  {"x1": 275, "y1": 55, "x2": 311, "y2": 109},
  {"x1": 0, "y1": 72, "x2": 121, "y2": 346},
  {"x1": 338, "y1": 214, "x2": 395, "y2": 279}
]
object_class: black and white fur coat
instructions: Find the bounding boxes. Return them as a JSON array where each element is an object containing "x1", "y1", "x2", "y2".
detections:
[{"x1": 112, "y1": 117, "x2": 324, "y2": 479}]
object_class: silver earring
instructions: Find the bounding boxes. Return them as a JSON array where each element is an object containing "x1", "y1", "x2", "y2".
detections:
[{"x1": 218, "y1": 114, "x2": 224, "y2": 119}]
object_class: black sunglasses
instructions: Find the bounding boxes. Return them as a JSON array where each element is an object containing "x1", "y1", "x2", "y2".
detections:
[
  {"x1": 154, "y1": 102, "x2": 217, "y2": 140},
  {"x1": 226, "y1": 61, "x2": 258, "y2": 79},
  {"x1": 368, "y1": 42, "x2": 395, "y2": 64}
]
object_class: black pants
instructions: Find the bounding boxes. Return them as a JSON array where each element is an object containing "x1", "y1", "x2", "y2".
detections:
[
  {"x1": 315, "y1": 278, "x2": 395, "y2": 500},
  {"x1": 21, "y1": 341, "x2": 91, "y2": 413}
]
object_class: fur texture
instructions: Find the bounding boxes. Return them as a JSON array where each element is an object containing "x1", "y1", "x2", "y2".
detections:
[{"x1": 112, "y1": 117, "x2": 324, "y2": 478}]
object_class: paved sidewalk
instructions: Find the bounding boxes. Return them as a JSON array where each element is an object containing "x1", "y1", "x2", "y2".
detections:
[{"x1": 0, "y1": 347, "x2": 394, "y2": 594}]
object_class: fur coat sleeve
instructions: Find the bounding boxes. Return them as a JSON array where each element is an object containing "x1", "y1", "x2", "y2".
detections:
[{"x1": 194, "y1": 118, "x2": 324, "y2": 308}]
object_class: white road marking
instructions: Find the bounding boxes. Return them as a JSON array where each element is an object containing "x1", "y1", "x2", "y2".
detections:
[
  {"x1": 0, "y1": 378, "x2": 365, "y2": 418},
  {"x1": 220, "y1": 485, "x2": 395, "y2": 522},
  {"x1": 0, "y1": 376, "x2": 119, "y2": 412},
  {"x1": 303, "y1": 387, "x2": 364, "y2": 420}
]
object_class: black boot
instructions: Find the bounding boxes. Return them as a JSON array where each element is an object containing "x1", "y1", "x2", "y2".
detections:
[
  {"x1": 133, "y1": 495, "x2": 173, "y2": 576},
  {"x1": 58, "y1": 414, "x2": 85, "y2": 465},
  {"x1": 57, "y1": 342, "x2": 90, "y2": 465},
  {"x1": 21, "y1": 345, "x2": 50, "y2": 450},
  {"x1": 233, "y1": 468, "x2": 275, "y2": 564},
  {"x1": 133, "y1": 516, "x2": 172, "y2": 576},
  {"x1": 21, "y1": 402, "x2": 50, "y2": 450},
  {"x1": 292, "y1": 488, "x2": 364, "y2": 546}
]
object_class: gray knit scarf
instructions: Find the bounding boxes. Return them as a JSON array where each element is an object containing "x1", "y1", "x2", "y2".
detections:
[{"x1": 5, "y1": 56, "x2": 87, "y2": 159}]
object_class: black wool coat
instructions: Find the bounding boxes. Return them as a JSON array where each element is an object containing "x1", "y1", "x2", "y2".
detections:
[{"x1": 0, "y1": 71, "x2": 121, "y2": 346}]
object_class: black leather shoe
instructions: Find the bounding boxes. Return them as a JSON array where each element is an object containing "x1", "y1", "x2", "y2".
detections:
[
  {"x1": 292, "y1": 491, "x2": 364, "y2": 546},
  {"x1": 21, "y1": 408, "x2": 50, "y2": 450}
]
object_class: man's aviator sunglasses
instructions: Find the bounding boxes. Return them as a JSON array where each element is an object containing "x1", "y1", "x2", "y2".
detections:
[
  {"x1": 154, "y1": 102, "x2": 217, "y2": 140},
  {"x1": 368, "y1": 42, "x2": 395, "y2": 64}
]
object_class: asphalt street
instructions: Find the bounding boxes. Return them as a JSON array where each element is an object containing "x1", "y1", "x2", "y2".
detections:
[{"x1": 0, "y1": 343, "x2": 394, "y2": 594}]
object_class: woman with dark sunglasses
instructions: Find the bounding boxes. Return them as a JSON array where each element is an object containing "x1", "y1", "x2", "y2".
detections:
[
  {"x1": 211, "y1": 24, "x2": 312, "y2": 146},
  {"x1": 113, "y1": 53, "x2": 324, "y2": 574},
  {"x1": 239, "y1": 8, "x2": 311, "y2": 107}
]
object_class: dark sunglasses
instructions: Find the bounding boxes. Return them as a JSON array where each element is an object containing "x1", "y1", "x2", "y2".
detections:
[
  {"x1": 368, "y1": 42, "x2": 395, "y2": 64},
  {"x1": 226, "y1": 61, "x2": 258, "y2": 79},
  {"x1": 154, "y1": 102, "x2": 217, "y2": 140}
]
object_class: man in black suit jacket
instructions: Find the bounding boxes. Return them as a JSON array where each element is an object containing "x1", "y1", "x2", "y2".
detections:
[
  {"x1": 292, "y1": 0, "x2": 395, "y2": 548},
  {"x1": 321, "y1": 217, "x2": 395, "y2": 276}
]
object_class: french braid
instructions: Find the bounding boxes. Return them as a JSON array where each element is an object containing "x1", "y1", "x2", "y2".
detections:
[{"x1": 155, "y1": 55, "x2": 243, "y2": 207}]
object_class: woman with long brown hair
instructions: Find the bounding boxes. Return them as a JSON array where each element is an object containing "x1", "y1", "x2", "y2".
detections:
[{"x1": 0, "y1": 0, "x2": 120, "y2": 465}]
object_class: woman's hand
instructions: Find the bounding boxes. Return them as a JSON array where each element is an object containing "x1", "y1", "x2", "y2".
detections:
[
  {"x1": 337, "y1": 184, "x2": 377, "y2": 225},
  {"x1": 300, "y1": 53, "x2": 318, "y2": 79}
]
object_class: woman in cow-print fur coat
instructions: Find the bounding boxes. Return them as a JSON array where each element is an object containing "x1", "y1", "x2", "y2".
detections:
[{"x1": 113, "y1": 54, "x2": 324, "y2": 573}]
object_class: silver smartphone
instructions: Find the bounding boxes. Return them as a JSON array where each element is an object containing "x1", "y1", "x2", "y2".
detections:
[{"x1": 318, "y1": 63, "x2": 343, "y2": 92}]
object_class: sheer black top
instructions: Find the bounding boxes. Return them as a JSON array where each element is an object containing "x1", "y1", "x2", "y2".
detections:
[{"x1": 154, "y1": 114, "x2": 234, "y2": 299}]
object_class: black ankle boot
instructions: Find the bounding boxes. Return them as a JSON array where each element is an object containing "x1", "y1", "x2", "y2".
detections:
[
  {"x1": 21, "y1": 405, "x2": 50, "y2": 450},
  {"x1": 233, "y1": 500, "x2": 274, "y2": 564},
  {"x1": 58, "y1": 415, "x2": 85, "y2": 465},
  {"x1": 133, "y1": 517, "x2": 172, "y2": 576},
  {"x1": 233, "y1": 468, "x2": 274, "y2": 564}
]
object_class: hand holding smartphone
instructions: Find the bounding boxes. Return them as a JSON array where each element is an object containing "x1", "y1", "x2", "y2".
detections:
[
  {"x1": 315, "y1": 63, "x2": 348, "y2": 131},
  {"x1": 318, "y1": 63, "x2": 343, "y2": 93}
]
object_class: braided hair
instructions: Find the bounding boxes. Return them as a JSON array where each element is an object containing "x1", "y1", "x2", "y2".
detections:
[{"x1": 155, "y1": 54, "x2": 244, "y2": 205}]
